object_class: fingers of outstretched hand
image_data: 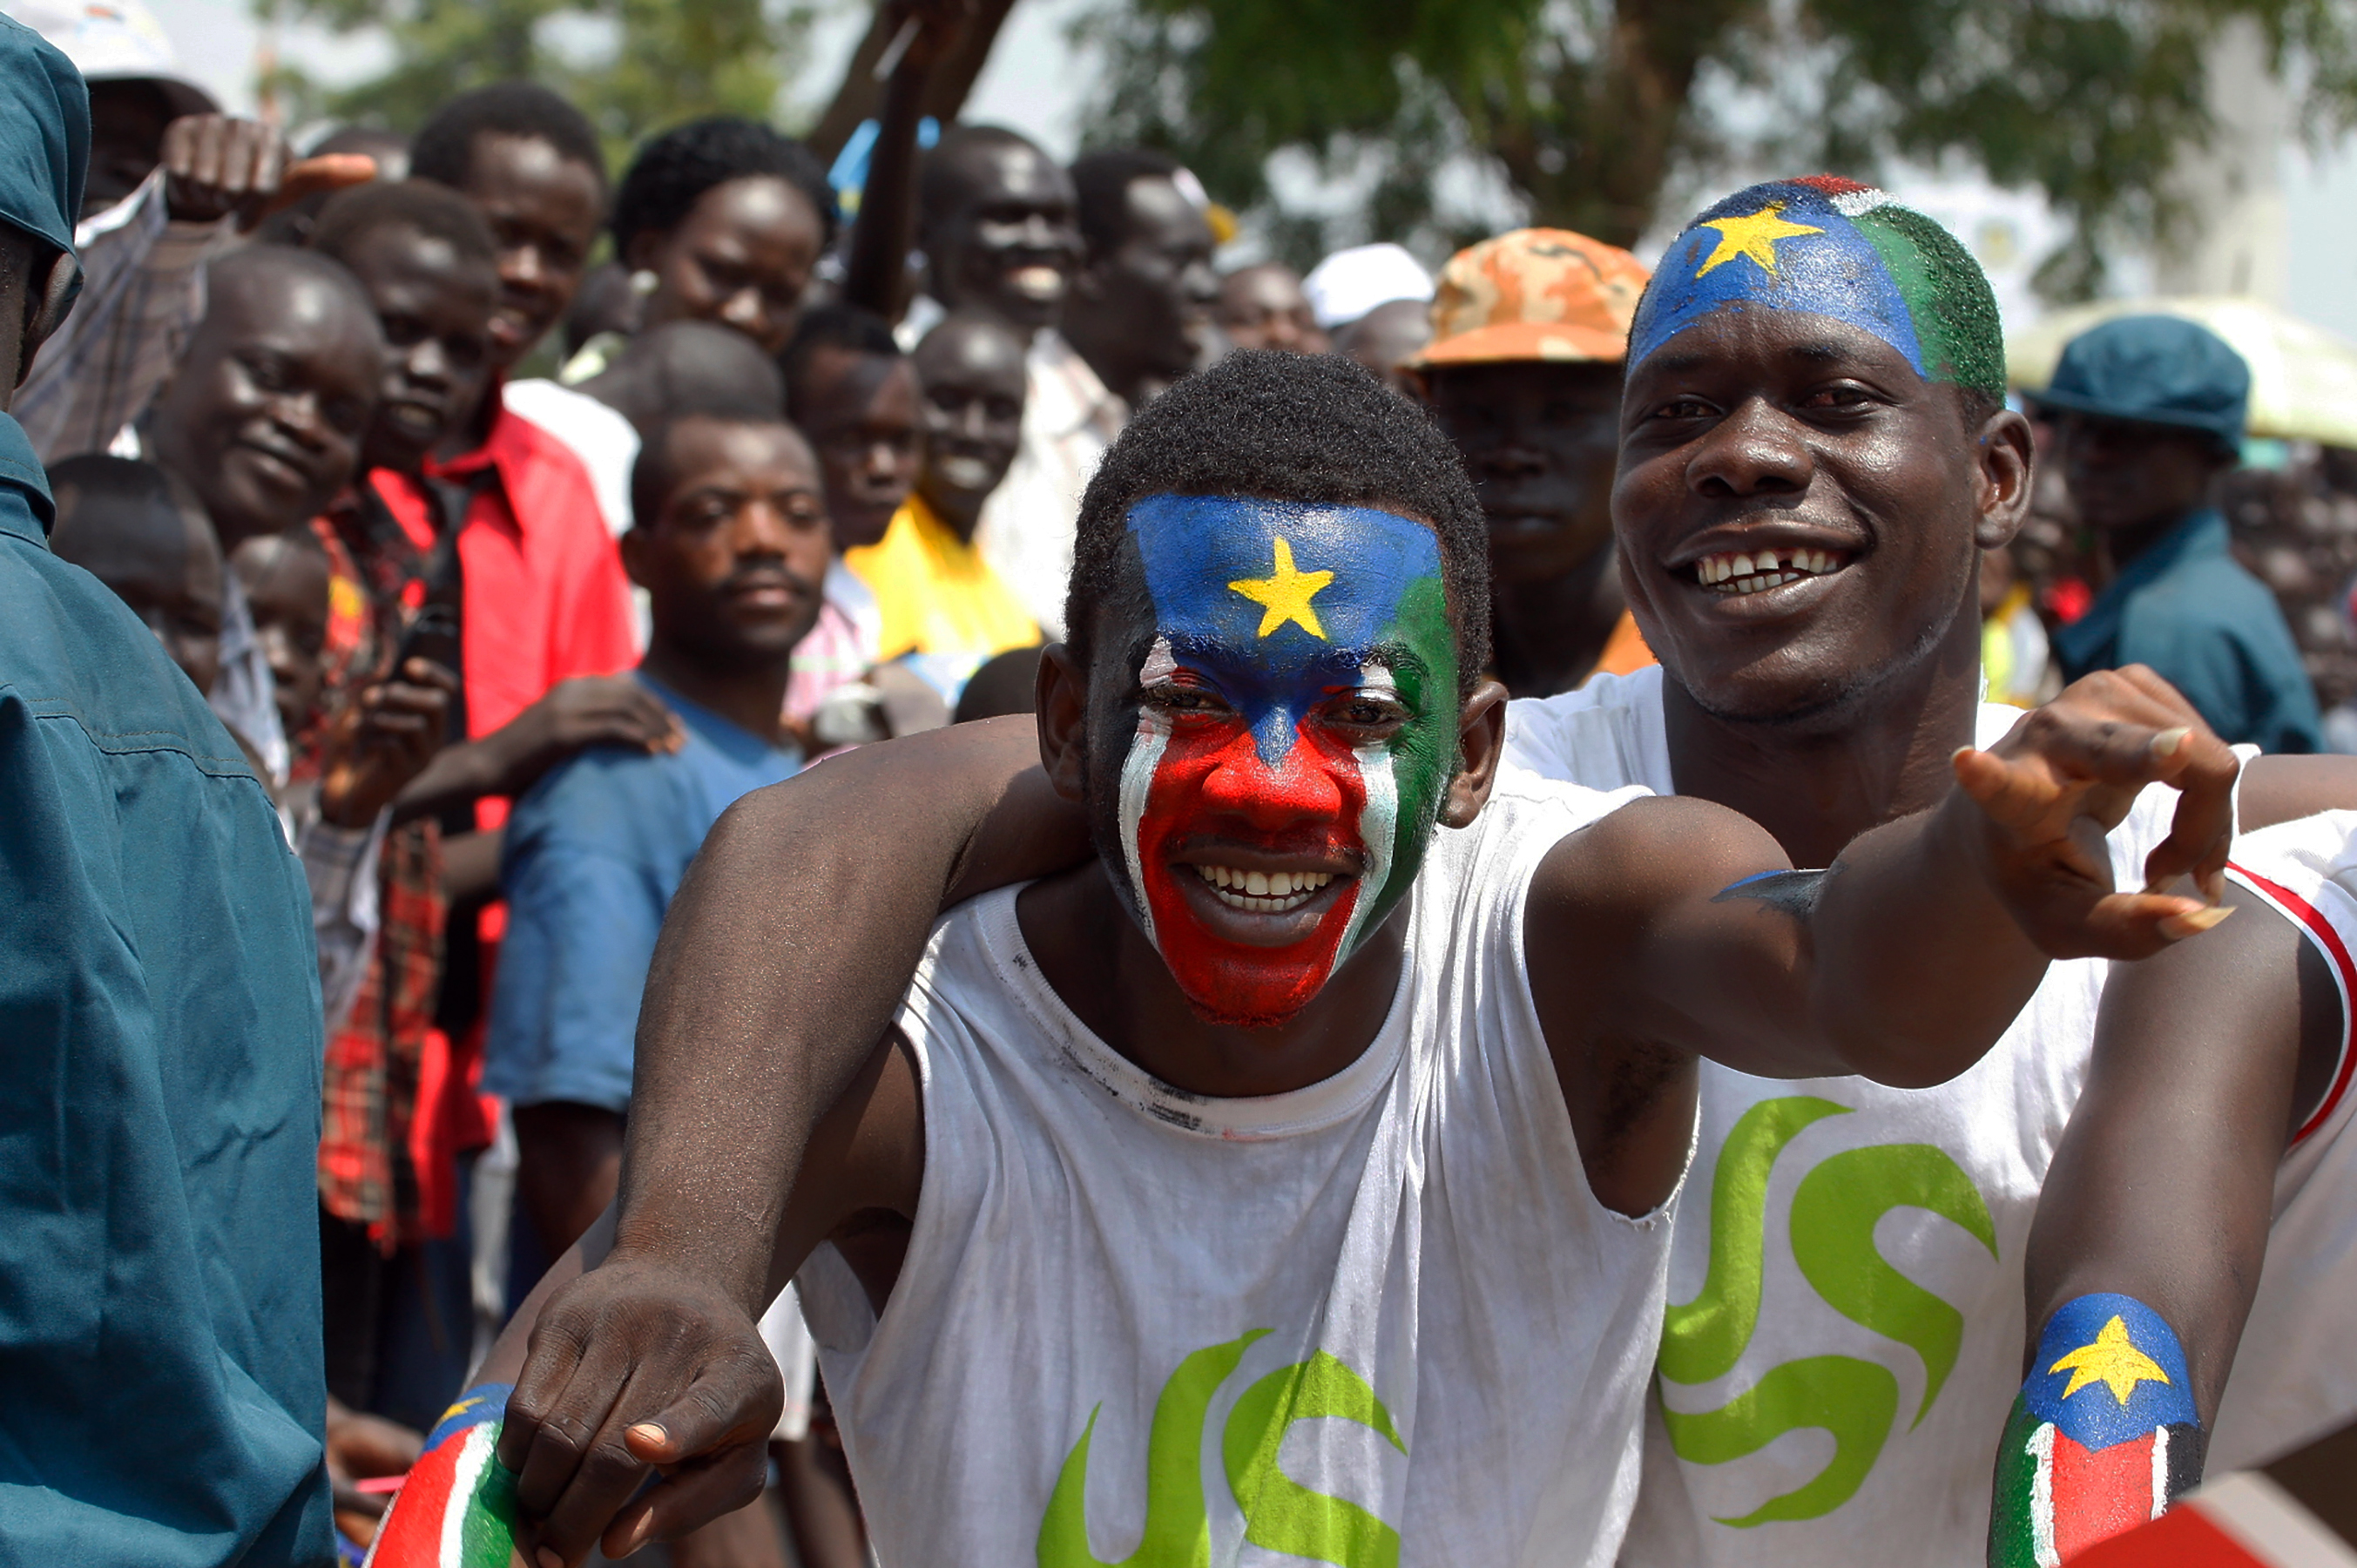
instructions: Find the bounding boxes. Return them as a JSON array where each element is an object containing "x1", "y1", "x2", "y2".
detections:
[
  {"x1": 2142, "y1": 737, "x2": 2242, "y2": 903},
  {"x1": 2065, "y1": 889, "x2": 2234, "y2": 960}
]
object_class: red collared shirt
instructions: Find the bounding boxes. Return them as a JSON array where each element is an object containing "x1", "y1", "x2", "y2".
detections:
[{"x1": 369, "y1": 396, "x2": 638, "y2": 767}]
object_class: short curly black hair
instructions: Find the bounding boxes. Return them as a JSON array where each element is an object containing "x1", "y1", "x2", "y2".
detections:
[
  {"x1": 779, "y1": 302, "x2": 901, "y2": 423},
  {"x1": 611, "y1": 117, "x2": 836, "y2": 259},
  {"x1": 410, "y1": 81, "x2": 607, "y2": 193},
  {"x1": 1069, "y1": 350, "x2": 1490, "y2": 691},
  {"x1": 310, "y1": 179, "x2": 499, "y2": 274}
]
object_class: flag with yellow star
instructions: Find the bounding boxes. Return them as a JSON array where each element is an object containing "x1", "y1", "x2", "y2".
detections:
[
  {"x1": 1990, "y1": 1294, "x2": 2207, "y2": 1568},
  {"x1": 1627, "y1": 174, "x2": 2008, "y2": 402}
]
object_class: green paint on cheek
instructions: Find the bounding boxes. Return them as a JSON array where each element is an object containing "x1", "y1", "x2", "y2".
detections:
[{"x1": 1368, "y1": 571, "x2": 1459, "y2": 926}]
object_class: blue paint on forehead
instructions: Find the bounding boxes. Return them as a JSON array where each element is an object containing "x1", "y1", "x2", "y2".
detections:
[
  {"x1": 1125, "y1": 493, "x2": 1445, "y2": 766},
  {"x1": 1125, "y1": 493, "x2": 1442, "y2": 653},
  {"x1": 1628, "y1": 182, "x2": 1925, "y2": 377}
]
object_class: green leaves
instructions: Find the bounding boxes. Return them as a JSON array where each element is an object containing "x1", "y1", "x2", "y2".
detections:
[
  {"x1": 257, "y1": 0, "x2": 814, "y2": 174},
  {"x1": 1077, "y1": 0, "x2": 2357, "y2": 301}
]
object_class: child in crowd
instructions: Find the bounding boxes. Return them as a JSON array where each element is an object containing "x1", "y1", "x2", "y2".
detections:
[{"x1": 844, "y1": 309, "x2": 1043, "y2": 704}]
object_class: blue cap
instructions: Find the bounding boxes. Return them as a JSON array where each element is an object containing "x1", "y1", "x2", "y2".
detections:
[
  {"x1": 2035, "y1": 314, "x2": 2250, "y2": 451},
  {"x1": 0, "y1": 15, "x2": 84, "y2": 259}
]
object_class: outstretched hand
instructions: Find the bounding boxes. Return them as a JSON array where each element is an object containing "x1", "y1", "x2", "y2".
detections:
[
  {"x1": 158, "y1": 113, "x2": 378, "y2": 227},
  {"x1": 1952, "y1": 666, "x2": 2239, "y2": 960},
  {"x1": 496, "y1": 1254, "x2": 781, "y2": 1566}
]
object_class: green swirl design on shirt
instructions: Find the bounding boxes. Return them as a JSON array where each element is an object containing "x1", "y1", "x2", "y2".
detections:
[
  {"x1": 1658, "y1": 1097, "x2": 1998, "y2": 1524},
  {"x1": 1658, "y1": 1096, "x2": 1851, "y2": 1385}
]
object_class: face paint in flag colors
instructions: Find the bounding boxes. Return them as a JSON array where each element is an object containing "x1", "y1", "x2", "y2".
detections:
[
  {"x1": 1114, "y1": 493, "x2": 1459, "y2": 1027},
  {"x1": 1627, "y1": 175, "x2": 2007, "y2": 403},
  {"x1": 1989, "y1": 1295, "x2": 2206, "y2": 1568},
  {"x1": 361, "y1": 1383, "x2": 523, "y2": 1568}
]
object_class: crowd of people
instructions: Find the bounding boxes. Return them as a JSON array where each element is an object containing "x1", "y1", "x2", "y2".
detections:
[{"x1": 7, "y1": 2, "x2": 2357, "y2": 1566}]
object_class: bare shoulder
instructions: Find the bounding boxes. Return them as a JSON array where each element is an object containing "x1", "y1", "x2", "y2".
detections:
[
  {"x1": 2241, "y1": 755, "x2": 2357, "y2": 831},
  {"x1": 1530, "y1": 793, "x2": 1790, "y2": 922}
]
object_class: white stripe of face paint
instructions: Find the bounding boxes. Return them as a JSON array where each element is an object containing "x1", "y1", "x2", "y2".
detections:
[
  {"x1": 439, "y1": 1423, "x2": 497, "y2": 1565},
  {"x1": 1333, "y1": 661, "x2": 1397, "y2": 963},
  {"x1": 1117, "y1": 636, "x2": 1178, "y2": 950}
]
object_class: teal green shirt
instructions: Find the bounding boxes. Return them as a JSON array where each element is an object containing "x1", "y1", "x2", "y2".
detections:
[
  {"x1": 0, "y1": 410, "x2": 332, "y2": 1565},
  {"x1": 2054, "y1": 508, "x2": 2324, "y2": 754}
]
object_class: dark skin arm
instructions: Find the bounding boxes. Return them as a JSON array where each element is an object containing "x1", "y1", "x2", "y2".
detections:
[
  {"x1": 2239, "y1": 754, "x2": 2357, "y2": 831},
  {"x1": 391, "y1": 674, "x2": 684, "y2": 826},
  {"x1": 1534, "y1": 669, "x2": 2243, "y2": 1217},
  {"x1": 481, "y1": 1030, "x2": 925, "y2": 1565},
  {"x1": 2022, "y1": 881, "x2": 2340, "y2": 1424},
  {"x1": 835, "y1": 0, "x2": 969, "y2": 321}
]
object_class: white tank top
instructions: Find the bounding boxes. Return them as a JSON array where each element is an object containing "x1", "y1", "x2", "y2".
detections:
[
  {"x1": 1502, "y1": 667, "x2": 2246, "y2": 1568},
  {"x1": 2210, "y1": 810, "x2": 2357, "y2": 1469},
  {"x1": 796, "y1": 781, "x2": 1683, "y2": 1567}
]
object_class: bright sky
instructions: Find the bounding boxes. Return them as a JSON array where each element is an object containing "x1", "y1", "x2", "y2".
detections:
[{"x1": 104, "y1": 0, "x2": 2357, "y2": 346}]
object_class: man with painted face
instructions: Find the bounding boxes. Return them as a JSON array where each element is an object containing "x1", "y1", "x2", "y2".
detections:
[
  {"x1": 906, "y1": 123, "x2": 1114, "y2": 642},
  {"x1": 395, "y1": 350, "x2": 2255, "y2": 1568},
  {"x1": 1414, "y1": 227, "x2": 1657, "y2": 694}
]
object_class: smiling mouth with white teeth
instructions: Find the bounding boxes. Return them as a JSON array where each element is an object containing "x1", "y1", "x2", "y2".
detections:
[
  {"x1": 1193, "y1": 864, "x2": 1337, "y2": 913},
  {"x1": 1689, "y1": 547, "x2": 1852, "y2": 596}
]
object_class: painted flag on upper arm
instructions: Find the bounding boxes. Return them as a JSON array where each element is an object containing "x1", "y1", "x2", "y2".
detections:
[
  {"x1": 363, "y1": 1384, "x2": 523, "y2": 1568},
  {"x1": 1990, "y1": 1296, "x2": 2205, "y2": 1566}
]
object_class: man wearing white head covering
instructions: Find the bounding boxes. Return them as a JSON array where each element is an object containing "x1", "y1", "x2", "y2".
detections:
[{"x1": 1303, "y1": 240, "x2": 1435, "y2": 388}]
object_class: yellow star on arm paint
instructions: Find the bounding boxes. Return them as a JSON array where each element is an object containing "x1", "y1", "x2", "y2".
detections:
[
  {"x1": 1228, "y1": 536, "x2": 1334, "y2": 640},
  {"x1": 2048, "y1": 1315, "x2": 2173, "y2": 1405},
  {"x1": 1693, "y1": 201, "x2": 1825, "y2": 279}
]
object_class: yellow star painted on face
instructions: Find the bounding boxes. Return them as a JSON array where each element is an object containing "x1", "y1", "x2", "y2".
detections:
[
  {"x1": 1694, "y1": 201, "x2": 1825, "y2": 279},
  {"x1": 2047, "y1": 1315, "x2": 2173, "y2": 1405},
  {"x1": 1228, "y1": 536, "x2": 1334, "y2": 640}
]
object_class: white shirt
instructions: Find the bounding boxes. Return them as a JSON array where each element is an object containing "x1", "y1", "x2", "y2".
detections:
[
  {"x1": 799, "y1": 781, "x2": 1682, "y2": 1567},
  {"x1": 1502, "y1": 666, "x2": 2251, "y2": 1568},
  {"x1": 2211, "y1": 811, "x2": 2357, "y2": 1469},
  {"x1": 971, "y1": 328, "x2": 1126, "y2": 639}
]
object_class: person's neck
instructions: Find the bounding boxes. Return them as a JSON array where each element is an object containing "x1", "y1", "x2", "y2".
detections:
[
  {"x1": 2104, "y1": 503, "x2": 2206, "y2": 575},
  {"x1": 1661, "y1": 602, "x2": 1985, "y2": 868},
  {"x1": 914, "y1": 479, "x2": 983, "y2": 544},
  {"x1": 1017, "y1": 859, "x2": 1408, "y2": 1099},
  {"x1": 1059, "y1": 313, "x2": 1152, "y2": 406},
  {"x1": 1490, "y1": 545, "x2": 1625, "y2": 698},
  {"x1": 637, "y1": 637, "x2": 791, "y2": 747}
]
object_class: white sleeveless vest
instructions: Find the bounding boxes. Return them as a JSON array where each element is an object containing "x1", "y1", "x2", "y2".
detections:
[{"x1": 799, "y1": 780, "x2": 1684, "y2": 1566}]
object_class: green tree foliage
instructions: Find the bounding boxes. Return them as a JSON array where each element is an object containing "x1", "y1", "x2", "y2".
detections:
[
  {"x1": 1077, "y1": 0, "x2": 2357, "y2": 298},
  {"x1": 259, "y1": 0, "x2": 814, "y2": 170}
]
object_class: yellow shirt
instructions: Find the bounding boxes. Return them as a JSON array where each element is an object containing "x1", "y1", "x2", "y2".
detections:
[{"x1": 844, "y1": 495, "x2": 1043, "y2": 697}]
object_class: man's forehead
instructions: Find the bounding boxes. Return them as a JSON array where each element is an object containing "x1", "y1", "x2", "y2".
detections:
[
  {"x1": 950, "y1": 142, "x2": 1070, "y2": 208},
  {"x1": 1122, "y1": 493, "x2": 1446, "y2": 659}
]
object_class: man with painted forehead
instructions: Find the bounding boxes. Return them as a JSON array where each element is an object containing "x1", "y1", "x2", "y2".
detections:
[
  {"x1": 422, "y1": 349, "x2": 2252, "y2": 1568},
  {"x1": 1503, "y1": 176, "x2": 2357, "y2": 1568}
]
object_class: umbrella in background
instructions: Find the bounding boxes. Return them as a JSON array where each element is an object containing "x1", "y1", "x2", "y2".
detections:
[{"x1": 2008, "y1": 295, "x2": 2357, "y2": 448}]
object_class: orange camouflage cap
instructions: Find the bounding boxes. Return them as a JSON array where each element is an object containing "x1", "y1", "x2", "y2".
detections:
[{"x1": 1412, "y1": 228, "x2": 1651, "y2": 367}]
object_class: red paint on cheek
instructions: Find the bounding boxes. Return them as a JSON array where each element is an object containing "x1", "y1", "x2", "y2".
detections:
[{"x1": 1132, "y1": 713, "x2": 1370, "y2": 1027}]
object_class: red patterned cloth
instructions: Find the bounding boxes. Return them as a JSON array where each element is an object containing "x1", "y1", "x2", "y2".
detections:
[{"x1": 307, "y1": 397, "x2": 636, "y2": 1248}]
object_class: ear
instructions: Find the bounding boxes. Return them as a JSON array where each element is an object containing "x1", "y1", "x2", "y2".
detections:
[
  {"x1": 618, "y1": 524, "x2": 652, "y2": 591},
  {"x1": 1972, "y1": 405, "x2": 2036, "y2": 551},
  {"x1": 1441, "y1": 677, "x2": 1509, "y2": 829},
  {"x1": 1035, "y1": 641, "x2": 1090, "y2": 804},
  {"x1": 17, "y1": 247, "x2": 77, "y2": 386}
]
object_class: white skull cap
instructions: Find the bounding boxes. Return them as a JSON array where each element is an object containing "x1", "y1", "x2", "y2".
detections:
[
  {"x1": 6, "y1": 0, "x2": 216, "y2": 116},
  {"x1": 1301, "y1": 242, "x2": 1434, "y2": 331}
]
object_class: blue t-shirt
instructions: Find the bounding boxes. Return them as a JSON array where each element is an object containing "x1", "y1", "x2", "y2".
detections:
[
  {"x1": 2053, "y1": 507, "x2": 2323, "y2": 754},
  {"x1": 0, "y1": 412, "x2": 331, "y2": 1565},
  {"x1": 485, "y1": 672, "x2": 800, "y2": 1113}
]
